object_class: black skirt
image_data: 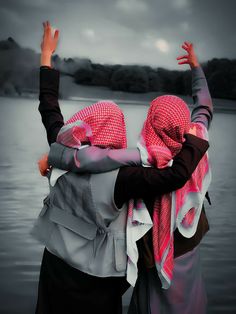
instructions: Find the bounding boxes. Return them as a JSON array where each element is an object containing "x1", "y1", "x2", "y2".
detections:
[{"x1": 35, "y1": 248, "x2": 130, "y2": 314}]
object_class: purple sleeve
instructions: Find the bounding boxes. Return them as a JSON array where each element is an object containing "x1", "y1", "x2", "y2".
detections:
[
  {"x1": 48, "y1": 144, "x2": 141, "y2": 173},
  {"x1": 191, "y1": 67, "x2": 213, "y2": 130}
]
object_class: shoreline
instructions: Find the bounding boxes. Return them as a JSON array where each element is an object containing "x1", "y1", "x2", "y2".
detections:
[
  {"x1": 1, "y1": 94, "x2": 235, "y2": 113},
  {"x1": 1, "y1": 76, "x2": 235, "y2": 113}
]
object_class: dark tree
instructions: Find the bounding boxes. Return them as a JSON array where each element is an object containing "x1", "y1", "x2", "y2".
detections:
[{"x1": 111, "y1": 66, "x2": 149, "y2": 93}]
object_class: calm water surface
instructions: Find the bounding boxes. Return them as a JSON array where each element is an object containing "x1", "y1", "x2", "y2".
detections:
[{"x1": 0, "y1": 97, "x2": 236, "y2": 313}]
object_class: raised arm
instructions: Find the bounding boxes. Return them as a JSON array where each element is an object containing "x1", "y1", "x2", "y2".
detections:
[
  {"x1": 191, "y1": 66, "x2": 213, "y2": 129},
  {"x1": 39, "y1": 21, "x2": 64, "y2": 145},
  {"x1": 38, "y1": 21, "x2": 141, "y2": 175},
  {"x1": 115, "y1": 134, "x2": 209, "y2": 208},
  {"x1": 177, "y1": 42, "x2": 213, "y2": 129}
]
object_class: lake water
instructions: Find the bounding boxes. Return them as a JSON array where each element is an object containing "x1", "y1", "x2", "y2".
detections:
[{"x1": 0, "y1": 96, "x2": 236, "y2": 314}]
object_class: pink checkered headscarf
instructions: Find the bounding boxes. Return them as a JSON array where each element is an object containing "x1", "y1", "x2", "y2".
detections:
[
  {"x1": 142, "y1": 95, "x2": 191, "y2": 168},
  {"x1": 57, "y1": 100, "x2": 127, "y2": 150},
  {"x1": 137, "y1": 95, "x2": 210, "y2": 289}
]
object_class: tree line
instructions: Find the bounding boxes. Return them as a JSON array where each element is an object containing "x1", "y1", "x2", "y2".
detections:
[
  {"x1": 0, "y1": 37, "x2": 235, "y2": 100},
  {"x1": 70, "y1": 57, "x2": 236, "y2": 99}
]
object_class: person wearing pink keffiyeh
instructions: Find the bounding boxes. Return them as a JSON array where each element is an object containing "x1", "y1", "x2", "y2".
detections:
[
  {"x1": 127, "y1": 42, "x2": 212, "y2": 314},
  {"x1": 136, "y1": 94, "x2": 210, "y2": 290}
]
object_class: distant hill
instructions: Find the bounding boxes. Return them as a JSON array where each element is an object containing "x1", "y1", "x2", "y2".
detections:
[
  {"x1": 0, "y1": 37, "x2": 235, "y2": 100},
  {"x1": 0, "y1": 37, "x2": 20, "y2": 50},
  {"x1": 0, "y1": 37, "x2": 39, "y2": 96}
]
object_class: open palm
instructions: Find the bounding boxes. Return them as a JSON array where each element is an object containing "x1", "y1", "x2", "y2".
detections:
[{"x1": 41, "y1": 21, "x2": 59, "y2": 54}]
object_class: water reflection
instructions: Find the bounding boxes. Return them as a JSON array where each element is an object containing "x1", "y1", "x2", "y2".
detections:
[{"x1": 0, "y1": 97, "x2": 236, "y2": 313}]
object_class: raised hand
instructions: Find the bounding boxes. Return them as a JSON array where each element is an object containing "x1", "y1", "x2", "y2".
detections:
[
  {"x1": 176, "y1": 41, "x2": 199, "y2": 69},
  {"x1": 41, "y1": 21, "x2": 59, "y2": 54},
  {"x1": 40, "y1": 21, "x2": 59, "y2": 67},
  {"x1": 38, "y1": 153, "x2": 50, "y2": 176},
  {"x1": 187, "y1": 125, "x2": 197, "y2": 136}
]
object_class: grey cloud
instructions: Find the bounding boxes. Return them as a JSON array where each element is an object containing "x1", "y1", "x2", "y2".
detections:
[{"x1": 0, "y1": 0, "x2": 235, "y2": 69}]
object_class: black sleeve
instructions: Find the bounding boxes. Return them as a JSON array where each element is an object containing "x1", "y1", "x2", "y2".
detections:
[
  {"x1": 114, "y1": 134, "x2": 209, "y2": 208},
  {"x1": 38, "y1": 67, "x2": 64, "y2": 145}
]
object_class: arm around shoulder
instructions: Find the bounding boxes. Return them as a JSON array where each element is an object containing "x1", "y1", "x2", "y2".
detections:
[
  {"x1": 48, "y1": 144, "x2": 141, "y2": 173},
  {"x1": 114, "y1": 134, "x2": 209, "y2": 207}
]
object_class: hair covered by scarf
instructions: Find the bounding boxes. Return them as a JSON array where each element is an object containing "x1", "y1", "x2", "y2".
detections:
[
  {"x1": 142, "y1": 95, "x2": 191, "y2": 168},
  {"x1": 137, "y1": 94, "x2": 210, "y2": 289},
  {"x1": 57, "y1": 100, "x2": 127, "y2": 149},
  {"x1": 56, "y1": 100, "x2": 152, "y2": 288}
]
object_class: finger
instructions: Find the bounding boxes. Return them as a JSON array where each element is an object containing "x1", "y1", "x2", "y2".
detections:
[
  {"x1": 185, "y1": 42, "x2": 193, "y2": 51},
  {"x1": 54, "y1": 29, "x2": 59, "y2": 40},
  {"x1": 38, "y1": 163, "x2": 47, "y2": 176},
  {"x1": 176, "y1": 55, "x2": 188, "y2": 60},
  {"x1": 40, "y1": 169, "x2": 47, "y2": 177},
  {"x1": 46, "y1": 23, "x2": 51, "y2": 32},
  {"x1": 184, "y1": 41, "x2": 191, "y2": 47},
  {"x1": 45, "y1": 21, "x2": 51, "y2": 31},
  {"x1": 184, "y1": 41, "x2": 193, "y2": 48},
  {"x1": 182, "y1": 44, "x2": 190, "y2": 52},
  {"x1": 38, "y1": 158, "x2": 44, "y2": 164},
  {"x1": 178, "y1": 61, "x2": 189, "y2": 65},
  {"x1": 182, "y1": 47, "x2": 190, "y2": 53}
]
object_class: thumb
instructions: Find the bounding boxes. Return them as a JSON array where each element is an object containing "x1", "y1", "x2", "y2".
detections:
[
  {"x1": 188, "y1": 125, "x2": 197, "y2": 136},
  {"x1": 54, "y1": 29, "x2": 59, "y2": 41}
]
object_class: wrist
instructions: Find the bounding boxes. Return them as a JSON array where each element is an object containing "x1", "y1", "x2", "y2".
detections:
[
  {"x1": 190, "y1": 61, "x2": 200, "y2": 69},
  {"x1": 41, "y1": 52, "x2": 52, "y2": 67}
]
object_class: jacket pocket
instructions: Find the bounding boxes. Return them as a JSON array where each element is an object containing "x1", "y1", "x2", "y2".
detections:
[
  {"x1": 114, "y1": 236, "x2": 127, "y2": 272},
  {"x1": 48, "y1": 205, "x2": 97, "y2": 240}
]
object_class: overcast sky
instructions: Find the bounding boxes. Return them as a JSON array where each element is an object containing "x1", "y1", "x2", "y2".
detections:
[{"x1": 0, "y1": 0, "x2": 235, "y2": 69}]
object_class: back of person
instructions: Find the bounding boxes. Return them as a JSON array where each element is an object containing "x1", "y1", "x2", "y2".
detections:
[{"x1": 32, "y1": 169, "x2": 128, "y2": 277}]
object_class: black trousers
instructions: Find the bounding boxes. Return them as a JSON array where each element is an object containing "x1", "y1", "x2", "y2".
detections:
[{"x1": 35, "y1": 248, "x2": 130, "y2": 314}]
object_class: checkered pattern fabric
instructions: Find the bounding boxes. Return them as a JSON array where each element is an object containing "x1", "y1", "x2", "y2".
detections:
[
  {"x1": 137, "y1": 95, "x2": 209, "y2": 289},
  {"x1": 57, "y1": 100, "x2": 127, "y2": 149},
  {"x1": 142, "y1": 95, "x2": 191, "y2": 168}
]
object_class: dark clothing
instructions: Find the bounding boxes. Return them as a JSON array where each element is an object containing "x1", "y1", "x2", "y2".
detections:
[
  {"x1": 128, "y1": 246, "x2": 207, "y2": 314},
  {"x1": 39, "y1": 68, "x2": 63, "y2": 145},
  {"x1": 36, "y1": 248, "x2": 129, "y2": 314}
]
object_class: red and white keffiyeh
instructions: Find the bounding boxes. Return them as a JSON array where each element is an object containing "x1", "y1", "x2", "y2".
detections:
[
  {"x1": 56, "y1": 100, "x2": 127, "y2": 170},
  {"x1": 57, "y1": 100, "x2": 127, "y2": 150},
  {"x1": 56, "y1": 100, "x2": 152, "y2": 287},
  {"x1": 135, "y1": 95, "x2": 211, "y2": 289}
]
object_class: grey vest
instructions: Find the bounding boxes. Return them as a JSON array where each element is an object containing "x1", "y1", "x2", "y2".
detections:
[{"x1": 31, "y1": 169, "x2": 128, "y2": 277}]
